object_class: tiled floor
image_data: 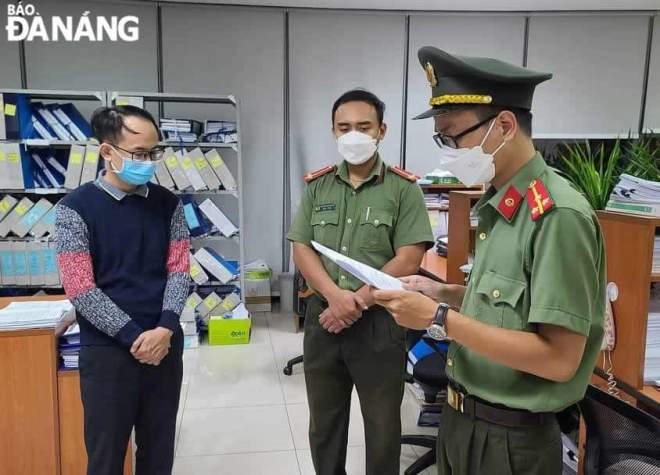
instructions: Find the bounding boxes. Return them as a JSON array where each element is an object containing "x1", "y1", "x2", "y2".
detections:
[{"x1": 172, "y1": 310, "x2": 437, "y2": 475}]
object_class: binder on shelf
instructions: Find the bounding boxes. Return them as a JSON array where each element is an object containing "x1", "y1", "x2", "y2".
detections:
[
  {"x1": 30, "y1": 204, "x2": 57, "y2": 238},
  {"x1": 182, "y1": 292, "x2": 202, "y2": 322},
  {"x1": 0, "y1": 241, "x2": 14, "y2": 285},
  {"x1": 163, "y1": 147, "x2": 191, "y2": 191},
  {"x1": 0, "y1": 195, "x2": 18, "y2": 223},
  {"x1": 27, "y1": 240, "x2": 44, "y2": 286},
  {"x1": 31, "y1": 167, "x2": 47, "y2": 189},
  {"x1": 182, "y1": 196, "x2": 212, "y2": 237},
  {"x1": 177, "y1": 149, "x2": 207, "y2": 192},
  {"x1": 43, "y1": 241, "x2": 60, "y2": 286},
  {"x1": 53, "y1": 104, "x2": 92, "y2": 141},
  {"x1": 154, "y1": 160, "x2": 175, "y2": 190},
  {"x1": 0, "y1": 144, "x2": 8, "y2": 189},
  {"x1": 115, "y1": 96, "x2": 144, "y2": 108},
  {"x1": 189, "y1": 252, "x2": 210, "y2": 285},
  {"x1": 80, "y1": 144, "x2": 100, "y2": 185},
  {"x1": 12, "y1": 241, "x2": 29, "y2": 286},
  {"x1": 194, "y1": 247, "x2": 238, "y2": 284},
  {"x1": 34, "y1": 102, "x2": 73, "y2": 141},
  {"x1": 30, "y1": 108, "x2": 57, "y2": 140},
  {"x1": 12, "y1": 198, "x2": 53, "y2": 238},
  {"x1": 47, "y1": 155, "x2": 68, "y2": 176},
  {"x1": 218, "y1": 290, "x2": 241, "y2": 313},
  {"x1": 64, "y1": 144, "x2": 85, "y2": 189},
  {"x1": 3, "y1": 93, "x2": 31, "y2": 140},
  {"x1": 32, "y1": 153, "x2": 64, "y2": 188},
  {"x1": 205, "y1": 149, "x2": 237, "y2": 191},
  {"x1": 5, "y1": 143, "x2": 25, "y2": 189},
  {"x1": 0, "y1": 197, "x2": 34, "y2": 238},
  {"x1": 0, "y1": 93, "x2": 5, "y2": 140},
  {"x1": 189, "y1": 147, "x2": 221, "y2": 190},
  {"x1": 198, "y1": 199, "x2": 238, "y2": 237},
  {"x1": 196, "y1": 291, "x2": 222, "y2": 321}
]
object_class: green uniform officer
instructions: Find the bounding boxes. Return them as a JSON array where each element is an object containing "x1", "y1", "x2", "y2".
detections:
[
  {"x1": 373, "y1": 48, "x2": 605, "y2": 475},
  {"x1": 287, "y1": 89, "x2": 434, "y2": 475}
]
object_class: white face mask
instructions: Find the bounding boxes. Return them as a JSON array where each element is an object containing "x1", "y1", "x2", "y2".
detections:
[
  {"x1": 337, "y1": 131, "x2": 378, "y2": 165},
  {"x1": 436, "y1": 119, "x2": 506, "y2": 187}
]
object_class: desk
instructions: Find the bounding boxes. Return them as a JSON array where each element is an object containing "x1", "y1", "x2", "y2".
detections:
[{"x1": 0, "y1": 296, "x2": 131, "y2": 475}]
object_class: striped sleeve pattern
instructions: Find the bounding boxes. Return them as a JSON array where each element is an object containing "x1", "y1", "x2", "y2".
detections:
[
  {"x1": 55, "y1": 204, "x2": 143, "y2": 347},
  {"x1": 159, "y1": 200, "x2": 191, "y2": 332}
]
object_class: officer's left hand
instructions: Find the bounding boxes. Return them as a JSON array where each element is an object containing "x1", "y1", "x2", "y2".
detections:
[{"x1": 372, "y1": 289, "x2": 437, "y2": 330}]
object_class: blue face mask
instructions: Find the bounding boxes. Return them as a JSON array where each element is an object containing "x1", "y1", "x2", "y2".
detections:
[{"x1": 111, "y1": 155, "x2": 156, "y2": 186}]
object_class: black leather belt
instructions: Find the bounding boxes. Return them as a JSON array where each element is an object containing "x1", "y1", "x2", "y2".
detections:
[{"x1": 447, "y1": 383, "x2": 556, "y2": 428}]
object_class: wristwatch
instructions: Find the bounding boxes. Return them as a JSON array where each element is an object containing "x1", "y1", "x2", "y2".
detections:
[{"x1": 427, "y1": 303, "x2": 450, "y2": 341}]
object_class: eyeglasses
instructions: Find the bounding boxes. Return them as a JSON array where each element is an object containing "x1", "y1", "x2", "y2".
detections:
[
  {"x1": 110, "y1": 144, "x2": 165, "y2": 162},
  {"x1": 433, "y1": 114, "x2": 499, "y2": 149}
]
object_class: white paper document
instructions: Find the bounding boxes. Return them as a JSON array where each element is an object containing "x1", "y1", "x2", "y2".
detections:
[{"x1": 311, "y1": 241, "x2": 403, "y2": 290}]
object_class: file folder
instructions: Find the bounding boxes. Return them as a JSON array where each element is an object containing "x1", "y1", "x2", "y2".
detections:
[
  {"x1": 182, "y1": 196, "x2": 212, "y2": 237},
  {"x1": 182, "y1": 292, "x2": 203, "y2": 322},
  {"x1": 30, "y1": 107, "x2": 57, "y2": 140},
  {"x1": 189, "y1": 252, "x2": 210, "y2": 285},
  {"x1": 12, "y1": 241, "x2": 29, "y2": 285},
  {"x1": 205, "y1": 149, "x2": 237, "y2": 191},
  {"x1": 115, "y1": 96, "x2": 144, "y2": 108},
  {"x1": 190, "y1": 147, "x2": 221, "y2": 190},
  {"x1": 27, "y1": 240, "x2": 45, "y2": 286},
  {"x1": 5, "y1": 142, "x2": 25, "y2": 189},
  {"x1": 12, "y1": 198, "x2": 53, "y2": 238},
  {"x1": 30, "y1": 204, "x2": 57, "y2": 238},
  {"x1": 218, "y1": 290, "x2": 241, "y2": 313},
  {"x1": 177, "y1": 149, "x2": 207, "y2": 192},
  {"x1": 163, "y1": 147, "x2": 191, "y2": 191},
  {"x1": 0, "y1": 144, "x2": 9, "y2": 189},
  {"x1": 198, "y1": 199, "x2": 238, "y2": 237},
  {"x1": 64, "y1": 145, "x2": 85, "y2": 189},
  {"x1": 0, "y1": 93, "x2": 5, "y2": 140},
  {"x1": 47, "y1": 155, "x2": 67, "y2": 176},
  {"x1": 53, "y1": 104, "x2": 92, "y2": 141},
  {"x1": 43, "y1": 241, "x2": 60, "y2": 286},
  {"x1": 0, "y1": 195, "x2": 18, "y2": 223},
  {"x1": 80, "y1": 144, "x2": 100, "y2": 185},
  {"x1": 3, "y1": 93, "x2": 31, "y2": 140},
  {"x1": 35, "y1": 103, "x2": 73, "y2": 140},
  {"x1": 0, "y1": 241, "x2": 14, "y2": 285},
  {"x1": 194, "y1": 247, "x2": 238, "y2": 284},
  {"x1": 32, "y1": 153, "x2": 63, "y2": 188},
  {"x1": 154, "y1": 159, "x2": 175, "y2": 190},
  {"x1": 197, "y1": 291, "x2": 223, "y2": 321},
  {"x1": 0, "y1": 197, "x2": 34, "y2": 237}
]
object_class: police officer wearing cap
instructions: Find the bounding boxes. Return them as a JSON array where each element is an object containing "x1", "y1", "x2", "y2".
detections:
[
  {"x1": 373, "y1": 47, "x2": 605, "y2": 474},
  {"x1": 287, "y1": 89, "x2": 434, "y2": 475}
]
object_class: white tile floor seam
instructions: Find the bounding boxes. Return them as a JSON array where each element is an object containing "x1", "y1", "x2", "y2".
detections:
[{"x1": 173, "y1": 310, "x2": 437, "y2": 475}]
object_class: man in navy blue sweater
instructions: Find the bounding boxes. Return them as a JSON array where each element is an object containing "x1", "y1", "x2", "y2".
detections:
[{"x1": 55, "y1": 105, "x2": 190, "y2": 475}]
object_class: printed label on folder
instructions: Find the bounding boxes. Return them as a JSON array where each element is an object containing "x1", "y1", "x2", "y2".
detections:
[
  {"x1": 0, "y1": 149, "x2": 6, "y2": 162},
  {"x1": 190, "y1": 265, "x2": 202, "y2": 278},
  {"x1": 15, "y1": 204, "x2": 28, "y2": 216},
  {"x1": 166, "y1": 156, "x2": 179, "y2": 168},
  {"x1": 205, "y1": 297, "x2": 218, "y2": 309},
  {"x1": 86, "y1": 152, "x2": 98, "y2": 163},
  {"x1": 181, "y1": 157, "x2": 193, "y2": 170},
  {"x1": 4, "y1": 103, "x2": 16, "y2": 117},
  {"x1": 210, "y1": 156, "x2": 223, "y2": 168},
  {"x1": 70, "y1": 153, "x2": 83, "y2": 165},
  {"x1": 194, "y1": 157, "x2": 208, "y2": 170},
  {"x1": 8, "y1": 152, "x2": 19, "y2": 163},
  {"x1": 0, "y1": 201, "x2": 10, "y2": 213}
]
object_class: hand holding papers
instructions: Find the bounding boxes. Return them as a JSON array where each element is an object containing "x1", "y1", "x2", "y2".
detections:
[{"x1": 311, "y1": 241, "x2": 403, "y2": 290}]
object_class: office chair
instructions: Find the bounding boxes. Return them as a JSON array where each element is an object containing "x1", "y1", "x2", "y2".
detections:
[
  {"x1": 283, "y1": 270, "x2": 311, "y2": 376},
  {"x1": 579, "y1": 377, "x2": 660, "y2": 475},
  {"x1": 400, "y1": 329, "x2": 448, "y2": 475}
]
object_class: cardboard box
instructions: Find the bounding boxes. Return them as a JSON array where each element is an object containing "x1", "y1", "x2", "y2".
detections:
[
  {"x1": 208, "y1": 304, "x2": 251, "y2": 346},
  {"x1": 245, "y1": 260, "x2": 272, "y2": 312}
]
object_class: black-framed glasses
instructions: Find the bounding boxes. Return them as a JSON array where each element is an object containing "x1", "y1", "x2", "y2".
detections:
[
  {"x1": 110, "y1": 144, "x2": 165, "y2": 162},
  {"x1": 433, "y1": 114, "x2": 499, "y2": 149}
]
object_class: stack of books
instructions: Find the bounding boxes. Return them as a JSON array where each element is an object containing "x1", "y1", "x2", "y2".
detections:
[
  {"x1": 201, "y1": 121, "x2": 237, "y2": 144},
  {"x1": 607, "y1": 174, "x2": 660, "y2": 217},
  {"x1": 59, "y1": 324, "x2": 81, "y2": 370},
  {"x1": 645, "y1": 298, "x2": 660, "y2": 384},
  {"x1": 160, "y1": 118, "x2": 203, "y2": 143}
]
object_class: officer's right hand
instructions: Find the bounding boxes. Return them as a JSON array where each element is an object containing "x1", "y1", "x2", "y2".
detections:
[
  {"x1": 400, "y1": 275, "x2": 448, "y2": 303},
  {"x1": 326, "y1": 288, "x2": 368, "y2": 323}
]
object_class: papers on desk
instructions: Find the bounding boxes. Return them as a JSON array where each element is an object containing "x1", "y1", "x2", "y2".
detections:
[
  {"x1": 645, "y1": 299, "x2": 660, "y2": 383},
  {"x1": 0, "y1": 300, "x2": 74, "y2": 330},
  {"x1": 607, "y1": 174, "x2": 660, "y2": 217},
  {"x1": 59, "y1": 323, "x2": 80, "y2": 369},
  {"x1": 311, "y1": 241, "x2": 403, "y2": 290}
]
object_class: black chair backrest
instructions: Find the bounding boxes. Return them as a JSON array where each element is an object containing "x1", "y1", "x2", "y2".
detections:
[{"x1": 579, "y1": 384, "x2": 660, "y2": 475}]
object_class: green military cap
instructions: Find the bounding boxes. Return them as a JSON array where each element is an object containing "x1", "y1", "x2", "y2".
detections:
[{"x1": 413, "y1": 46, "x2": 553, "y2": 120}]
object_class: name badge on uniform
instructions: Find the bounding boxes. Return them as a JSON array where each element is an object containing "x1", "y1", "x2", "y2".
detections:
[{"x1": 315, "y1": 204, "x2": 336, "y2": 212}]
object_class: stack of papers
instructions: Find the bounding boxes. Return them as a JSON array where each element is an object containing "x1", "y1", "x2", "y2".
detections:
[
  {"x1": 645, "y1": 298, "x2": 660, "y2": 384},
  {"x1": 654, "y1": 237, "x2": 660, "y2": 274},
  {"x1": 607, "y1": 174, "x2": 660, "y2": 217},
  {"x1": 424, "y1": 193, "x2": 449, "y2": 210},
  {"x1": 59, "y1": 324, "x2": 80, "y2": 369},
  {"x1": 0, "y1": 300, "x2": 74, "y2": 330},
  {"x1": 418, "y1": 169, "x2": 460, "y2": 185},
  {"x1": 202, "y1": 121, "x2": 237, "y2": 144}
]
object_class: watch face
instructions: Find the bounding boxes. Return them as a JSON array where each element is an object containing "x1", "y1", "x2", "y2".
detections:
[{"x1": 427, "y1": 325, "x2": 446, "y2": 341}]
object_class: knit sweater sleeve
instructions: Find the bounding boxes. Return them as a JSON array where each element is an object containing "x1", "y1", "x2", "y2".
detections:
[
  {"x1": 158, "y1": 199, "x2": 191, "y2": 332},
  {"x1": 55, "y1": 203, "x2": 143, "y2": 347}
]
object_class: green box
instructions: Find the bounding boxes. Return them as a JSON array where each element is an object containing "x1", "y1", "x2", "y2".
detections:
[{"x1": 208, "y1": 315, "x2": 251, "y2": 345}]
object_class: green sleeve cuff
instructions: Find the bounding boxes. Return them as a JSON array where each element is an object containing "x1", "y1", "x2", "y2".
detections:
[
  {"x1": 529, "y1": 306, "x2": 591, "y2": 336},
  {"x1": 286, "y1": 232, "x2": 312, "y2": 246}
]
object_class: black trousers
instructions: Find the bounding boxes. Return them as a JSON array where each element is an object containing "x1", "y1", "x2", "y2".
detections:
[
  {"x1": 79, "y1": 329, "x2": 183, "y2": 475},
  {"x1": 304, "y1": 295, "x2": 406, "y2": 475}
]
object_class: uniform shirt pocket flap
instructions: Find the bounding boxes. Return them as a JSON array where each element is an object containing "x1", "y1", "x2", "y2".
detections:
[
  {"x1": 476, "y1": 271, "x2": 526, "y2": 307},
  {"x1": 311, "y1": 211, "x2": 339, "y2": 227},
  {"x1": 360, "y1": 209, "x2": 393, "y2": 227}
]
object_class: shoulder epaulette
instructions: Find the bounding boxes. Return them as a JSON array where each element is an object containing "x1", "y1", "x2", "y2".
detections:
[
  {"x1": 389, "y1": 165, "x2": 418, "y2": 183},
  {"x1": 526, "y1": 179, "x2": 555, "y2": 221},
  {"x1": 304, "y1": 165, "x2": 335, "y2": 183}
]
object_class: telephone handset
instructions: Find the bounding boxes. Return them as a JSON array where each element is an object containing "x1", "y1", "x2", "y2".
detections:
[{"x1": 601, "y1": 282, "x2": 618, "y2": 351}]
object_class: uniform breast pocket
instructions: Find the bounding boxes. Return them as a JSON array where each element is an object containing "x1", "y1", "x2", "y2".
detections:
[
  {"x1": 359, "y1": 209, "x2": 393, "y2": 251},
  {"x1": 311, "y1": 211, "x2": 339, "y2": 247},
  {"x1": 475, "y1": 270, "x2": 526, "y2": 329}
]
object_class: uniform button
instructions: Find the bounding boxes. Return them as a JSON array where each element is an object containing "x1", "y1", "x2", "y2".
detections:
[
  {"x1": 447, "y1": 358, "x2": 453, "y2": 367},
  {"x1": 320, "y1": 220, "x2": 326, "y2": 226},
  {"x1": 492, "y1": 289, "x2": 501, "y2": 299},
  {"x1": 374, "y1": 219, "x2": 380, "y2": 225},
  {"x1": 479, "y1": 232, "x2": 487, "y2": 241},
  {"x1": 340, "y1": 275, "x2": 346, "y2": 280},
  {"x1": 352, "y1": 191, "x2": 356, "y2": 196},
  {"x1": 341, "y1": 246, "x2": 347, "y2": 252},
  {"x1": 347, "y1": 218, "x2": 352, "y2": 224}
]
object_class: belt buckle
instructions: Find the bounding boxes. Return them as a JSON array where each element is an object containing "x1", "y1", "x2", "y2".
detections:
[{"x1": 448, "y1": 386, "x2": 465, "y2": 413}]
